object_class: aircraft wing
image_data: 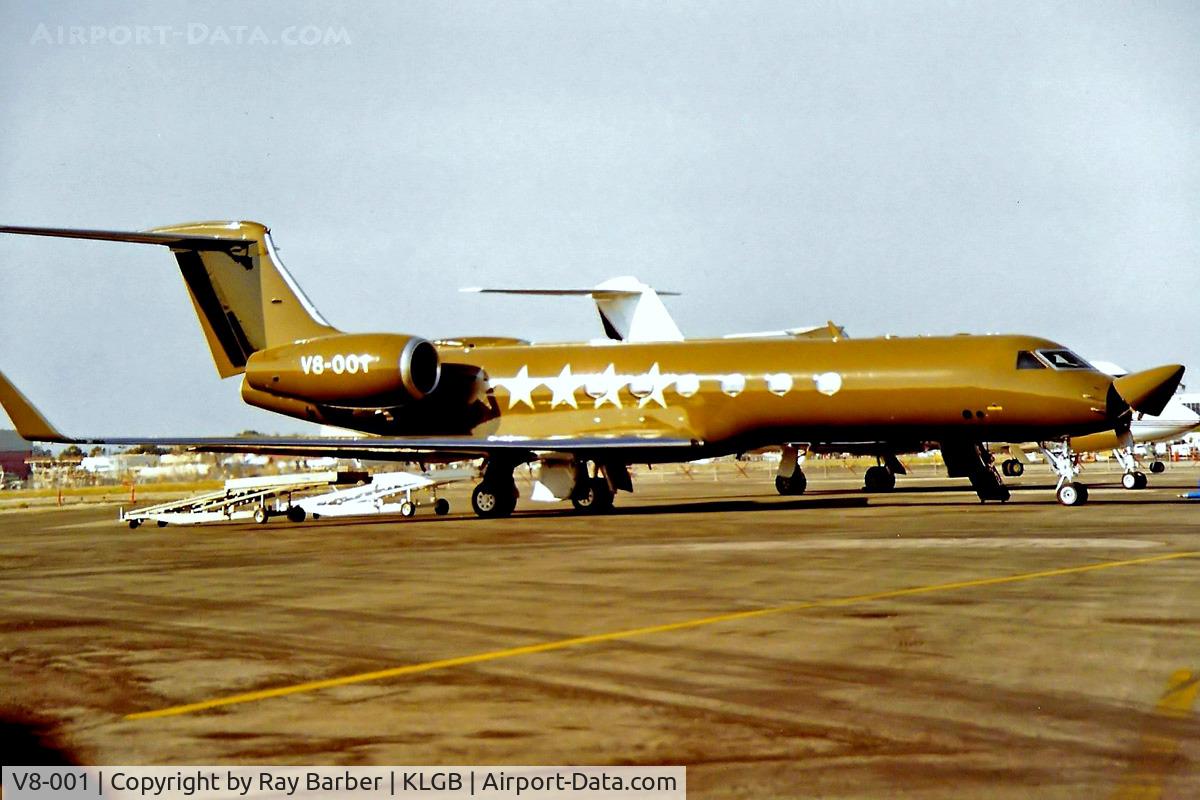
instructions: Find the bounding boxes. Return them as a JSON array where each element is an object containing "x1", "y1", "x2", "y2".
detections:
[{"x1": 0, "y1": 371, "x2": 698, "y2": 461}]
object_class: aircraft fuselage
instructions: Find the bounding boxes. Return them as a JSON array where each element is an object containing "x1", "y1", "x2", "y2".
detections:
[{"x1": 242, "y1": 332, "x2": 1115, "y2": 456}]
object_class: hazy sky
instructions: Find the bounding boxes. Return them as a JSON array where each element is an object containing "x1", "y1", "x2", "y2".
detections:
[{"x1": 2, "y1": 0, "x2": 1197, "y2": 435}]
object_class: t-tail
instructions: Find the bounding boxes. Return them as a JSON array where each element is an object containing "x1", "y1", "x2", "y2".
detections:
[{"x1": 0, "y1": 221, "x2": 339, "y2": 377}]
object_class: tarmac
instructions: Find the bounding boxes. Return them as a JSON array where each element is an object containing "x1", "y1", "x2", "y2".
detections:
[{"x1": 1, "y1": 461, "x2": 1198, "y2": 798}]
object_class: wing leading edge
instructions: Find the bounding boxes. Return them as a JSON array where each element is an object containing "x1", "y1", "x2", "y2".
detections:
[{"x1": 0, "y1": 371, "x2": 699, "y2": 461}]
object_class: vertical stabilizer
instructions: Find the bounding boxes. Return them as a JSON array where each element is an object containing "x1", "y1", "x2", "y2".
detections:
[
  {"x1": 148, "y1": 221, "x2": 339, "y2": 375},
  {"x1": 0, "y1": 221, "x2": 340, "y2": 377},
  {"x1": 590, "y1": 276, "x2": 685, "y2": 343}
]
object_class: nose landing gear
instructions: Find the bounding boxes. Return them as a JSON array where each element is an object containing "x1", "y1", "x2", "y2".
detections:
[
  {"x1": 1112, "y1": 443, "x2": 1150, "y2": 490},
  {"x1": 1041, "y1": 441, "x2": 1088, "y2": 506}
]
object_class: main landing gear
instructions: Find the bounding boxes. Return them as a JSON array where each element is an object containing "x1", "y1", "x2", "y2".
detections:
[
  {"x1": 940, "y1": 443, "x2": 1009, "y2": 503},
  {"x1": 571, "y1": 476, "x2": 615, "y2": 512},
  {"x1": 862, "y1": 454, "x2": 906, "y2": 492},
  {"x1": 863, "y1": 465, "x2": 895, "y2": 492},
  {"x1": 471, "y1": 480, "x2": 518, "y2": 518},
  {"x1": 471, "y1": 460, "x2": 519, "y2": 519},
  {"x1": 1040, "y1": 441, "x2": 1088, "y2": 506},
  {"x1": 775, "y1": 444, "x2": 807, "y2": 495}
]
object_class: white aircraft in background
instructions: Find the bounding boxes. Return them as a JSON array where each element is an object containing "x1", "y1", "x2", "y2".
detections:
[
  {"x1": 463, "y1": 276, "x2": 845, "y2": 344},
  {"x1": 998, "y1": 361, "x2": 1199, "y2": 490},
  {"x1": 469, "y1": 279, "x2": 1197, "y2": 492}
]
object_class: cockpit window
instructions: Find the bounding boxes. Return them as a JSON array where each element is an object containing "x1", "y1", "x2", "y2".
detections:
[
  {"x1": 1036, "y1": 349, "x2": 1093, "y2": 370},
  {"x1": 1016, "y1": 351, "x2": 1046, "y2": 370}
]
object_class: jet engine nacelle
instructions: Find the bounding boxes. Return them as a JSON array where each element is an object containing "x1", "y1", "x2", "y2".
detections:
[{"x1": 244, "y1": 333, "x2": 441, "y2": 406}]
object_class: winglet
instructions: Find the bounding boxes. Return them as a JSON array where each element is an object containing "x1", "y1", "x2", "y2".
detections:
[{"x1": 0, "y1": 371, "x2": 72, "y2": 442}]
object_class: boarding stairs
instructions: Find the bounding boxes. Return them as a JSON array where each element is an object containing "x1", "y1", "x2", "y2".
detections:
[{"x1": 120, "y1": 470, "x2": 367, "y2": 528}]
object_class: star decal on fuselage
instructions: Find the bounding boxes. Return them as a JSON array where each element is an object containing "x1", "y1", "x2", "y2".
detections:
[
  {"x1": 546, "y1": 364, "x2": 582, "y2": 409},
  {"x1": 590, "y1": 364, "x2": 625, "y2": 409},
  {"x1": 490, "y1": 363, "x2": 801, "y2": 413},
  {"x1": 492, "y1": 365, "x2": 540, "y2": 409},
  {"x1": 637, "y1": 362, "x2": 671, "y2": 409}
]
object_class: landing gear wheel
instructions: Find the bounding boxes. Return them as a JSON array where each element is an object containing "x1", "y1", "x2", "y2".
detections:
[
  {"x1": 1056, "y1": 482, "x2": 1088, "y2": 506},
  {"x1": 1149, "y1": 460, "x2": 1166, "y2": 474},
  {"x1": 434, "y1": 498, "x2": 450, "y2": 516},
  {"x1": 253, "y1": 506, "x2": 270, "y2": 524},
  {"x1": 572, "y1": 477, "x2": 615, "y2": 513},
  {"x1": 399, "y1": 500, "x2": 416, "y2": 518},
  {"x1": 472, "y1": 481, "x2": 517, "y2": 518},
  {"x1": 286, "y1": 505, "x2": 306, "y2": 523},
  {"x1": 863, "y1": 465, "x2": 895, "y2": 492},
  {"x1": 1121, "y1": 472, "x2": 1147, "y2": 490},
  {"x1": 1001, "y1": 459, "x2": 1024, "y2": 477},
  {"x1": 775, "y1": 471, "x2": 807, "y2": 496}
]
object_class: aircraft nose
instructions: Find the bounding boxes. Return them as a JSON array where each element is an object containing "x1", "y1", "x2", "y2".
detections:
[{"x1": 1111, "y1": 364, "x2": 1186, "y2": 417}]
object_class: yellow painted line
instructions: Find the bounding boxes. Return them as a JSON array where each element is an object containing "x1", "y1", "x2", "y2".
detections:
[
  {"x1": 1110, "y1": 669, "x2": 1199, "y2": 799},
  {"x1": 125, "y1": 550, "x2": 1200, "y2": 721},
  {"x1": 1155, "y1": 669, "x2": 1199, "y2": 718}
]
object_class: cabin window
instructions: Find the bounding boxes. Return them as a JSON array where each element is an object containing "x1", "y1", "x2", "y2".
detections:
[
  {"x1": 1016, "y1": 351, "x2": 1046, "y2": 370},
  {"x1": 1036, "y1": 349, "x2": 1093, "y2": 370}
]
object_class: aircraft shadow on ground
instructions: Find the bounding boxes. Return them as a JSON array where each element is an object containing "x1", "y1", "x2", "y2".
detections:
[
  {"x1": 0, "y1": 713, "x2": 76, "y2": 764},
  {"x1": 221, "y1": 482, "x2": 1194, "y2": 532}
]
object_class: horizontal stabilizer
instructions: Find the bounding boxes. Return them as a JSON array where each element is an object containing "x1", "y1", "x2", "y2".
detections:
[
  {"x1": 0, "y1": 224, "x2": 250, "y2": 248},
  {"x1": 462, "y1": 287, "x2": 680, "y2": 297},
  {"x1": 0, "y1": 371, "x2": 69, "y2": 442}
]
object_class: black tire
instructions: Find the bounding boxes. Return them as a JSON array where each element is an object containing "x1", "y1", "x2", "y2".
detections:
[
  {"x1": 253, "y1": 506, "x2": 269, "y2": 524},
  {"x1": 1149, "y1": 461, "x2": 1166, "y2": 474},
  {"x1": 1134, "y1": 472, "x2": 1148, "y2": 490},
  {"x1": 399, "y1": 500, "x2": 416, "y2": 518},
  {"x1": 863, "y1": 465, "x2": 895, "y2": 492},
  {"x1": 128, "y1": 519, "x2": 141, "y2": 530},
  {"x1": 434, "y1": 498, "x2": 450, "y2": 516},
  {"x1": 572, "y1": 477, "x2": 615, "y2": 513},
  {"x1": 1005, "y1": 459, "x2": 1024, "y2": 477},
  {"x1": 1057, "y1": 482, "x2": 1087, "y2": 506},
  {"x1": 156, "y1": 520, "x2": 168, "y2": 528},
  {"x1": 775, "y1": 471, "x2": 807, "y2": 496},
  {"x1": 472, "y1": 482, "x2": 516, "y2": 518},
  {"x1": 286, "y1": 505, "x2": 307, "y2": 523}
]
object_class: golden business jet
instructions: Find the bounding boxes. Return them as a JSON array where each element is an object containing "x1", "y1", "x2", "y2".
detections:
[{"x1": 0, "y1": 221, "x2": 1184, "y2": 513}]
